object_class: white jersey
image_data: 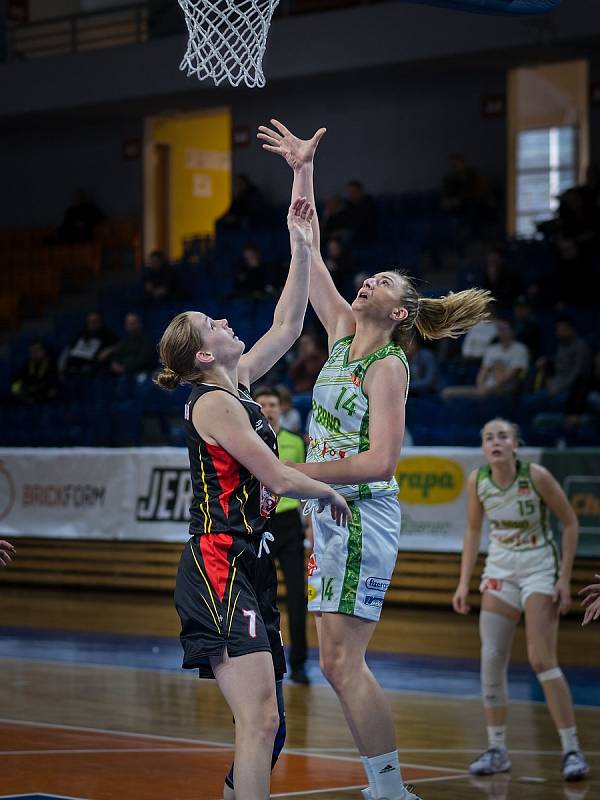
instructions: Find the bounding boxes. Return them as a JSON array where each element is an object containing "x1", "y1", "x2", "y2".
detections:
[
  {"x1": 307, "y1": 335, "x2": 409, "y2": 502},
  {"x1": 477, "y1": 460, "x2": 553, "y2": 551}
]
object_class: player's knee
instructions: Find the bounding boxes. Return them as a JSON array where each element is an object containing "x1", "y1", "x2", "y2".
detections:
[
  {"x1": 321, "y1": 646, "x2": 358, "y2": 692},
  {"x1": 527, "y1": 641, "x2": 556, "y2": 675}
]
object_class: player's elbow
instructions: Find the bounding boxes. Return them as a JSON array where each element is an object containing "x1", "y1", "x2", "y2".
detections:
[
  {"x1": 372, "y1": 458, "x2": 397, "y2": 483},
  {"x1": 269, "y1": 468, "x2": 293, "y2": 498}
]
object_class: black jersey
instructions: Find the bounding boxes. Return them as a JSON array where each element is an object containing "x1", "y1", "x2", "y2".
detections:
[{"x1": 184, "y1": 383, "x2": 279, "y2": 537}]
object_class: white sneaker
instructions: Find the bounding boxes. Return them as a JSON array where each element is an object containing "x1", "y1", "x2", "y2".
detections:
[
  {"x1": 469, "y1": 747, "x2": 512, "y2": 775},
  {"x1": 562, "y1": 751, "x2": 591, "y2": 781},
  {"x1": 360, "y1": 787, "x2": 422, "y2": 800}
]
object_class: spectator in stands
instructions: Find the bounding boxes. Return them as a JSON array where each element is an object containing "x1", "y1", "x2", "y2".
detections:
[
  {"x1": 59, "y1": 312, "x2": 117, "y2": 378},
  {"x1": 534, "y1": 318, "x2": 591, "y2": 398},
  {"x1": 10, "y1": 341, "x2": 58, "y2": 404},
  {"x1": 232, "y1": 243, "x2": 275, "y2": 299},
  {"x1": 441, "y1": 152, "x2": 495, "y2": 234},
  {"x1": 100, "y1": 313, "x2": 156, "y2": 377},
  {"x1": 322, "y1": 194, "x2": 347, "y2": 241},
  {"x1": 406, "y1": 337, "x2": 438, "y2": 396},
  {"x1": 331, "y1": 181, "x2": 378, "y2": 244},
  {"x1": 481, "y1": 248, "x2": 520, "y2": 310},
  {"x1": 216, "y1": 173, "x2": 269, "y2": 231},
  {"x1": 442, "y1": 319, "x2": 529, "y2": 399},
  {"x1": 288, "y1": 332, "x2": 327, "y2": 393},
  {"x1": 512, "y1": 296, "x2": 540, "y2": 359},
  {"x1": 557, "y1": 187, "x2": 598, "y2": 246},
  {"x1": 142, "y1": 250, "x2": 178, "y2": 303},
  {"x1": 565, "y1": 350, "x2": 600, "y2": 420},
  {"x1": 254, "y1": 385, "x2": 310, "y2": 685},
  {"x1": 323, "y1": 236, "x2": 354, "y2": 291},
  {"x1": 460, "y1": 308, "x2": 498, "y2": 361},
  {"x1": 276, "y1": 384, "x2": 302, "y2": 434},
  {"x1": 57, "y1": 189, "x2": 106, "y2": 243}
]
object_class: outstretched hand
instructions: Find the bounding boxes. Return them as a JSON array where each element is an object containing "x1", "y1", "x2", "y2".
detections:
[
  {"x1": 287, "y1": 196, "x2": 314, "y2": 248},
  {"x1": 0, "y1": 540, "x2": 15, "y2": 568},
  {"x1": 258, "y1": 119, "x2": 326, "y2": 171}
]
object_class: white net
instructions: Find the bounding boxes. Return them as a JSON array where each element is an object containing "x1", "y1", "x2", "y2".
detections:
[{"x1": 178, "y1": 0, "x2": 280, "y2": 88}]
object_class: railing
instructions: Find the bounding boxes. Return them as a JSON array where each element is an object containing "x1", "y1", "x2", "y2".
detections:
[
  {"x1": 4, "y1": 0, "x2": 381, "y2": 63},
  {"x1": 6, "y1": 3, "x2": 148, "y2": 62}
]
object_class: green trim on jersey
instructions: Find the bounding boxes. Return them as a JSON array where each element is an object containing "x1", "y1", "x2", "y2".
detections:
[
  {"x1": 477, "y1": 459, "x2": 552, "y2": 551},
  {"x1": 308, "y1": 335, "x2": 409, "y2": 502},
  {"x1": 338, "y1": 501, "x2": 363, "y2": 615}
]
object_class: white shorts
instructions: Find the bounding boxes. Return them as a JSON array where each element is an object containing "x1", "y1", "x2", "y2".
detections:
[
  {"x1": 307, "y1": 494, "x2": 401, "y2": 622},
  {"x1": 480, "y1": 540, "x2": 560, "y2": 611}
]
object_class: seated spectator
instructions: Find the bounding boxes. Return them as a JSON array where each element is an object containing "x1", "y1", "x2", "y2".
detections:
[
  {"x1": 332, "y1": 181, "x2": 378, "y2": 244},
  {"x1": 232, "y1": 244, "x2": 275, "y2": 299},
  {"x1": 276, "y1": 384, "x2": 302, "y2": 434},
  {"x1": 481, "y1": 248, "x2": 520, "y2": 310},
  {"x1": 10, "y1": 341, "x2": 58, "y2": 404},
  {"x1": 59, "y1": 312, "x2": 117, "y2": 378},
  {"x1": 216, "y1": 174, "x2": 269, "y2": 231},
  {"x1": 288, "y1": 332, "x2": 327, "y2": 393},
  {"x1": 512, "y1": 296, "x2": 540, "y2": 359},
  {"x1": 406, "y1": 338, "x2": 438, "y2": 396},
  {"x1": 461, "y1": 311, "x2": 498, "y2": 361},
  {"x1": 557, "y1": 187, "x2": 598, "y2": 246},
  {"x1": 323, "y1": 236, "x2": 354, "y2": 291},
  {"x1": 566, "y1": 350, "x2": 600, "y2": 418},
  {"x1": 57, "y1": 189, "x2": 106, "y2": 243},
  {"x1": 531, "y1": 318, "x2": 591, "y2": 401},
  {"x1": 142, "y1": 250, "x2": 178, "y2": 303},
  {"x1": 100, "y1": 313, "x2": 156, "y2": 377},
  {"x1": 443, "y1": 320, "x2": 529, "y2": 399}
]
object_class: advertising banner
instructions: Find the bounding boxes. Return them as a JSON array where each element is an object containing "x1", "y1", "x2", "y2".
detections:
[{"x1": 1, "y1": 447, "x2": 598, "y2": 555}]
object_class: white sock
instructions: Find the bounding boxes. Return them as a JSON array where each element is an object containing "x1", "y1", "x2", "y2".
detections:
[
  {"x1": 361, "y1": 755, "x2": 376, "y2": 789},
  {"x1": 367, "y1": 750, "x2": 404, "y2": 799},
  {"x1": 559, "y1": 726, "x2": 580, "y2": 754},
  {"x1": 487, "y1": 725, "x2": 507, "y2": 750}
]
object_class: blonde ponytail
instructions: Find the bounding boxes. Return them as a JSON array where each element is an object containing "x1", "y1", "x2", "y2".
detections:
[
  {"x1": 415, "y1": 289, "x2": 492, "y2": 340},
  {"x1": 390, "y1": 272, "x2": 491, "y2": 344}
]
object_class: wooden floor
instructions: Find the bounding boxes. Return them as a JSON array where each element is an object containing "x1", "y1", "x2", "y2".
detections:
[{"x1": 1, "y1": 587, "x2": 599, "y2": 800}]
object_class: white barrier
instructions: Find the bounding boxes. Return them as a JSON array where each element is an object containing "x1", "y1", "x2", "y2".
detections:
[{"x1": 0, "y1": 447, "x2": 542, "y2": 550}]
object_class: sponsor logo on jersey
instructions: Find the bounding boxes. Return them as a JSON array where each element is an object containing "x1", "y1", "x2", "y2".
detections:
[
  {"x1": 311, "y1": 399, "x2": 342, "y2": 434},
  {"x1": 137, "y1": 467, "x2": 192, "y2": 522},
  {"x1": 351, "y1": 364, "x2": 365, "y2": 387},
  {"x1": 307, "y1": 552, "x2": 317, "y2": 577},
  {"x1": 307, "y1": 584, "x2": 318, "y2": 602},
  {"x1": 259, "y1": 483, "x2": 279, "y2": 517},
  {"x1": 365, "y1": 576, "x2": 390, "y2": 592},
  {"x1": 255, "y1": 419, "x2": 264, "y2": 431},
  {"x1": 395, "y1": 456, "x2": 464, "y2": 504},
  {"x1": 364, "y1": 594, "x2": 384, "y2": 608},
  {"x1": 518, "y1": 480, "x2": 530, "y2": 495}
]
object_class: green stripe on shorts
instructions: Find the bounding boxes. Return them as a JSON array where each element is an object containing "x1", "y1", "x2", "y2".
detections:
[{"x1": 338, "y1": 501, "x2": 363, "y2": 615}]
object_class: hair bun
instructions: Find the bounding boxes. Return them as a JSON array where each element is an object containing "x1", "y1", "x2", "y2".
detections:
[{"x1": 154, "y1": 367, "x2": 181, "y2": 391}]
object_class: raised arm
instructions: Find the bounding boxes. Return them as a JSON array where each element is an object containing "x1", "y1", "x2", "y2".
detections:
[
  {"x1": 193, "y1": 392, "x2": 350, "y2": 525},
  {"x1": 531, "y1": 463, "x2": 578, "y2": 615},
  {"x1": 258, "y1": 120, "x2": 355, "y2": 348},
  {"x1": 452, "y1": 470, "x2": 484, "y2": 615},
  {"x1": 239, "y1": 197, "x2": 313, "y2": 386}
]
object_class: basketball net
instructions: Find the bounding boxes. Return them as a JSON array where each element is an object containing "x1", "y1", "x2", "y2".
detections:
[{"x1": 178, "y1": 0, "x2": 280, "y2": 88}]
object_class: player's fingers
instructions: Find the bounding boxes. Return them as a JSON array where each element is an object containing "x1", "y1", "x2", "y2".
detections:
[
  {"x1": 258, "y1": 124, "x2": 281, "y2": 139},
  {"x1": 311, "y1": 127, "x2": 327, "y2": 142},
  {"x1": 257, "y1": 132, "x2": 281, "y2": 147},
  {"x1": 271, "y1": 118, "x2": 292, "y2": 137},
  {"x1": 262, "y1": 144, "x2": 282, "y2": 154}
]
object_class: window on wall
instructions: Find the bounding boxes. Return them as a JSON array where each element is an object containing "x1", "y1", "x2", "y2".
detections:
[{"x1": 515, "y1": 126, "x2": 577, "y2": 238}]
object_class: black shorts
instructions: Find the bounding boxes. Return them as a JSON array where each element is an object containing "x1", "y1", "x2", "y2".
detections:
[{"x1": 174, "y1": 532, "x2": 286, "y2": 680}]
